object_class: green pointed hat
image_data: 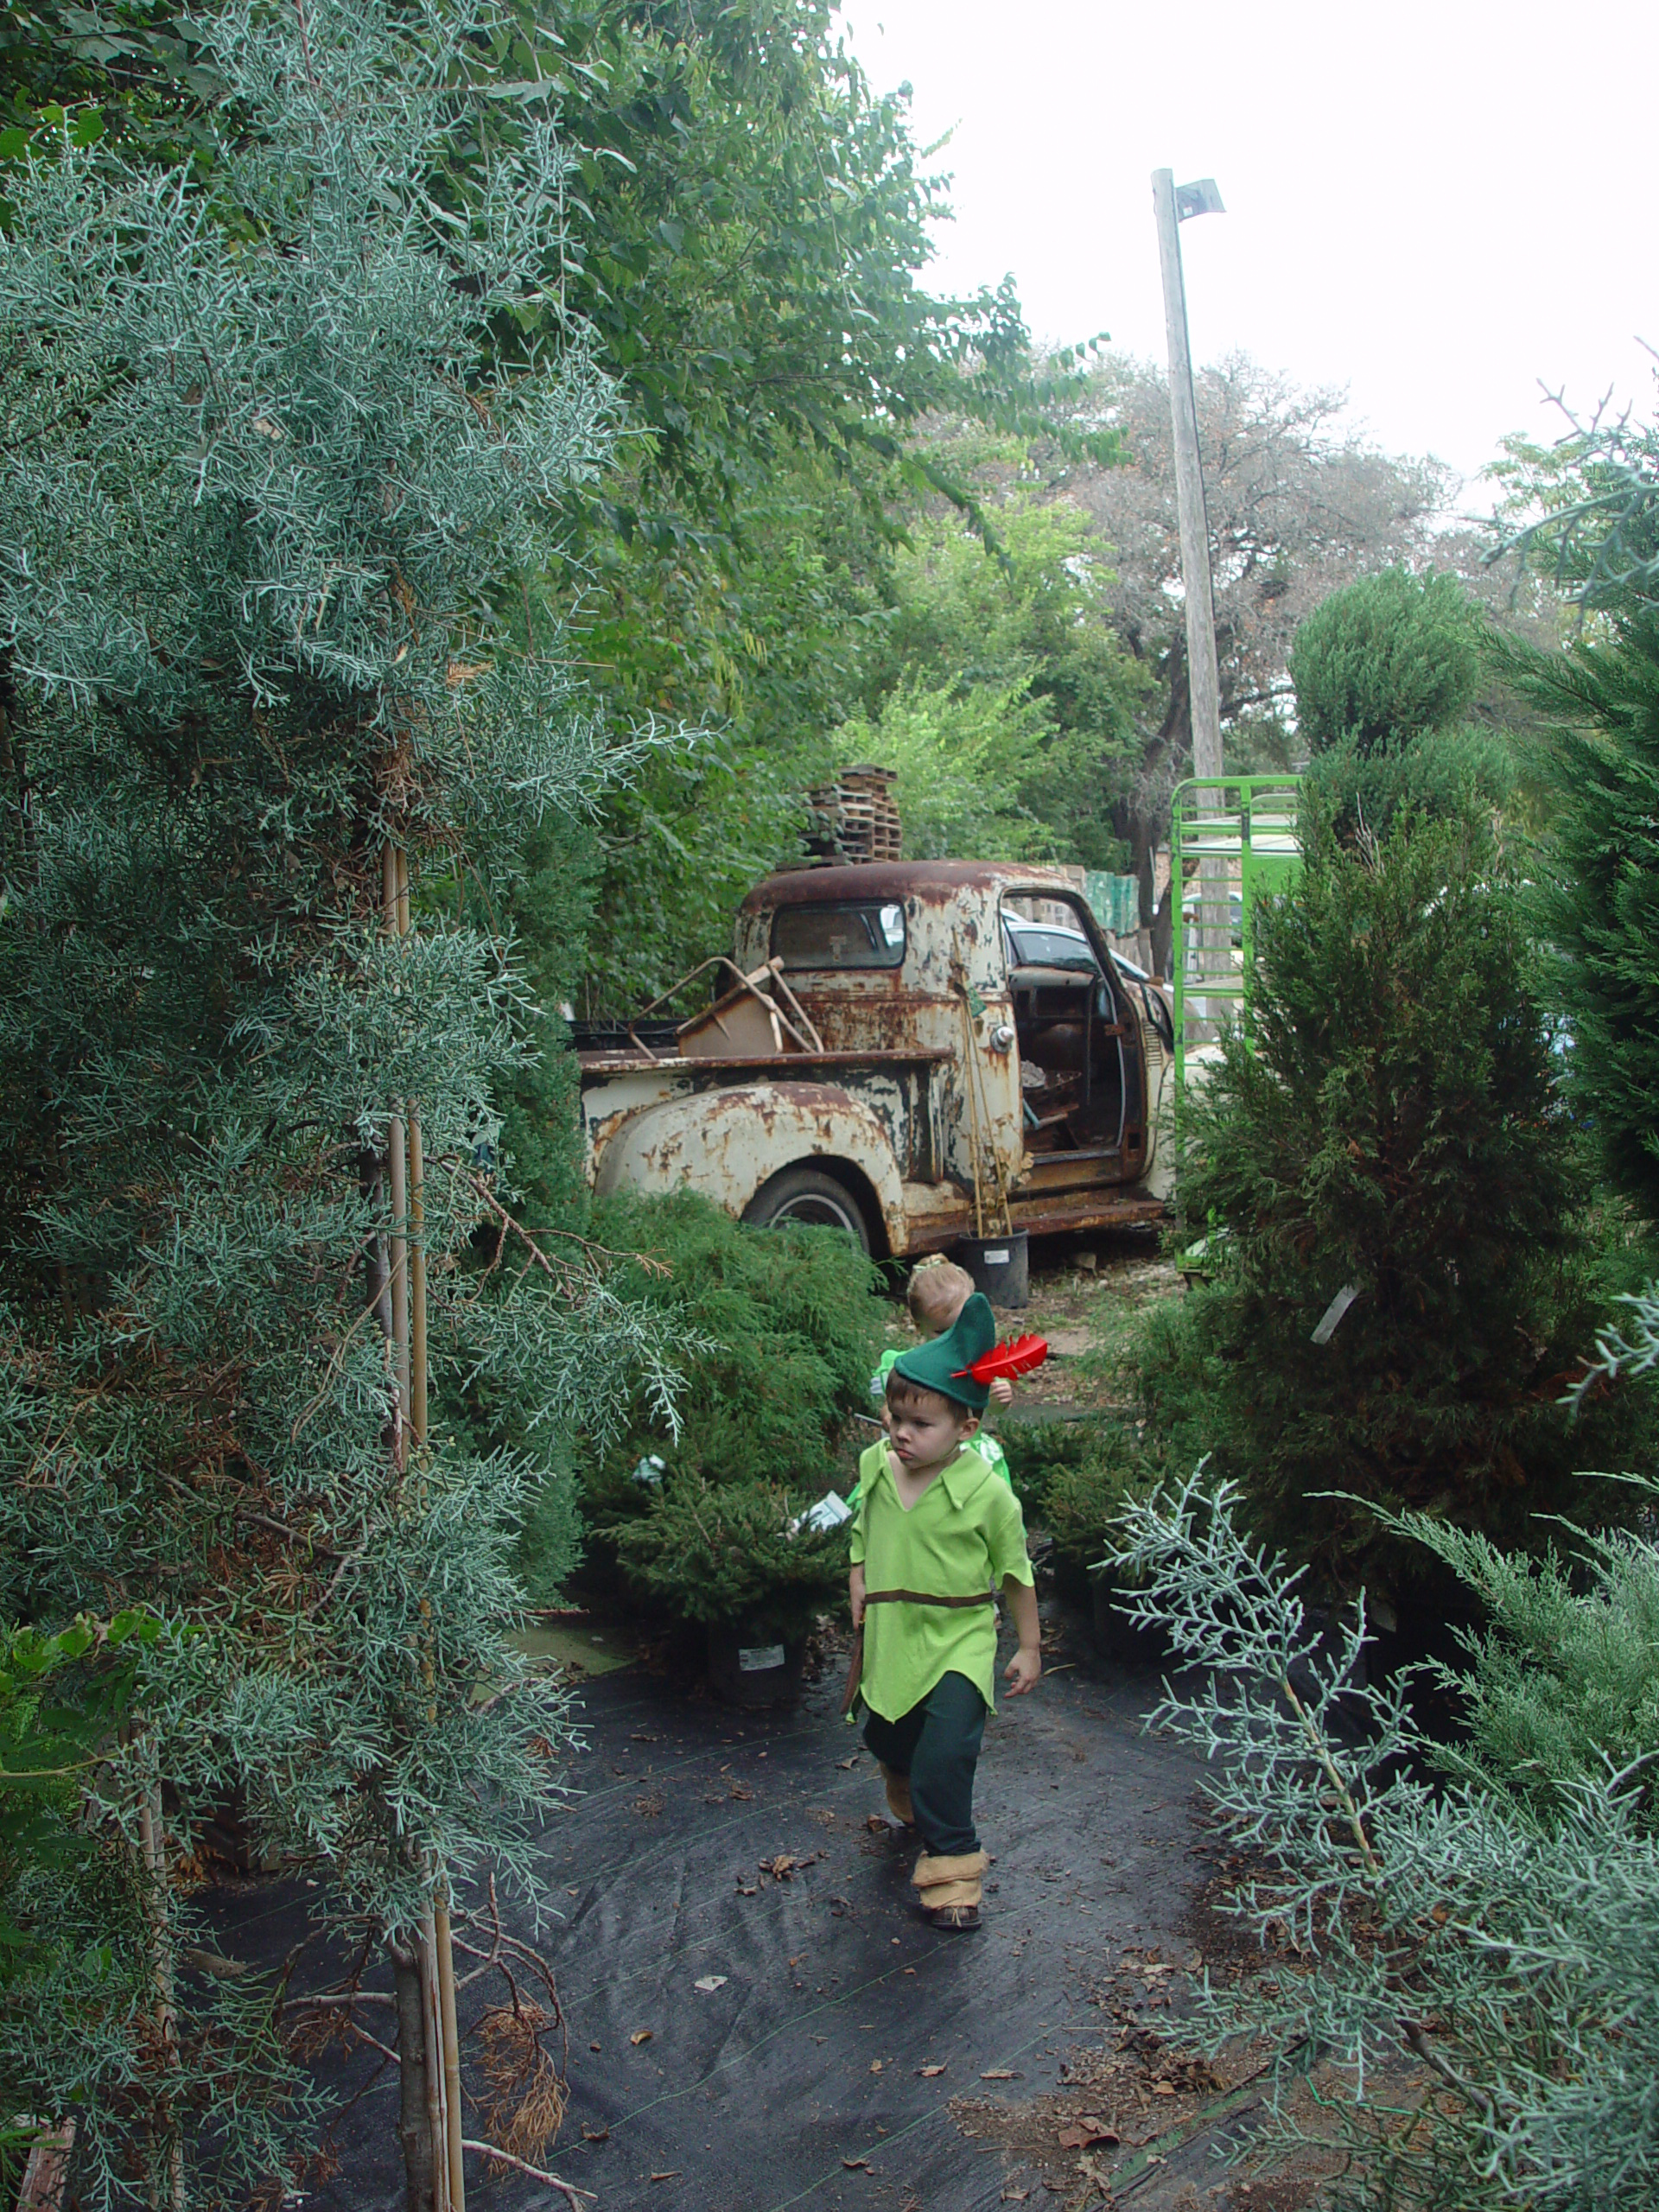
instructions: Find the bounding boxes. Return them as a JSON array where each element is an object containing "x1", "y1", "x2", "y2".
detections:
[{"x1": 892, "y1": 1290, "x2": 997, "y2": 1411}]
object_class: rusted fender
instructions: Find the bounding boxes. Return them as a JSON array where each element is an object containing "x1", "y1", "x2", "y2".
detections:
[{"x1": 589, "y1": 1081, "x2": 908, "y2": 1249}]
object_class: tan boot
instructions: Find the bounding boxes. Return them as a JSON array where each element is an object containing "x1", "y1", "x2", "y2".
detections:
[
  {"x1": 911, "y1": 1848, "x2": 988, "y2": 1929},
  {"x1": 880, "y1": 1765, "x2": 915, "y2": 1827}
]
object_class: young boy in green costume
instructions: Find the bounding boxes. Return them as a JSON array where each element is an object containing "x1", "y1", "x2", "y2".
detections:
[{"x1": 848, "y1": 1290, "x2": 1041, "y2": 1931}]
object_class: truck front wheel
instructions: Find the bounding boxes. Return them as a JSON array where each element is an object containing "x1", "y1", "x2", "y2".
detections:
[{"x1": 741, "y1": 1166, "x2": 872, "y2": 1254}]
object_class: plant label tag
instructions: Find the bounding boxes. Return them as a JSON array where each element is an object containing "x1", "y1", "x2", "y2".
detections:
[
  {"x1": 1311, "y1": 1284, "x2": 1359, "y2": 1345},
  {"x1": 739, "y1": 1643, "x2": 786, "y2": 1673},
  {"x1": 982, "y1": 1249, "x2": 1009, "y2": 1265}
]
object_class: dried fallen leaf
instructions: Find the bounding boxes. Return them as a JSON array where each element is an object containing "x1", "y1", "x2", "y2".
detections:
[
  {"x1": 1151, "y1": 2080, "x2": 1177, "y2": 2096},
  {"x1": 836, "y1": 1756, "x2": 861, "y2": 1769},
  {"x1": 842, "y1": 2155, "x2": 870, "y2": 2170},
  {"x1": 866, "y1": 1815, "x2": 889, "y2": 1834},
  {"x1": 980, "y1": 2068, "x2": 1014, "y2": 2081},
  {"x1": 760, "y1": 1853, "x2": 798, "y2": 1879},
  {"x1": 650, "y1": 2172, "x2": 682, "y2": 2183},
  {"x1": 581, "y1": 2125, "x2": 609, "y2": 2143},
  {"x1": 869, "y1": 2059, "x2": 883, "y2": 2073},
  {"x1": 735, "y1": 1882, "x2": 758, "y2": 1896},
  {"x1": 918, "y1": 2063, "x2": 946, "y2": 2078},
  {"x1": 630, "y1": 2030, "x2": 653, "y2": 2046},
  {"x1": 1058, "y1": 2122, "x2": 1120, "y2": 2151},
  {"x1": 1002, "y1": 2192, "x2": 1031, "y2": 2204},
  {"x1": 693, "y1": 1974, "x2": 728, "y2": 1994}
]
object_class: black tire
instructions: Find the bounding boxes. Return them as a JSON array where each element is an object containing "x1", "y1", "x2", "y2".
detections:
[{"x1": 741, "y1": 1165, "x2": 872, "y2": 1253}]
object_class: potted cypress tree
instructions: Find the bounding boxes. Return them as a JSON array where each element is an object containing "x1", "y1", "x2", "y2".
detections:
[
  {"x1": 0, "y1": 6, "x2": 688, "y2": 2200},
  {"x1": 587, "y1": 1193, "x2": 882, "y2": 1700},
  {"x1": 615, "y1": 1479, "x2": 850, "y2": 1704}
]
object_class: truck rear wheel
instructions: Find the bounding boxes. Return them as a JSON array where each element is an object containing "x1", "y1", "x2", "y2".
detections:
[{"x1": 741, "y1": 1166, "x2": 872, "y2": 1253}]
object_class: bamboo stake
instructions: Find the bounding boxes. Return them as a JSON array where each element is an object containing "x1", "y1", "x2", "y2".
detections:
[
  {"x1": 139, "y1": 1777, "x2": 185, "y2": 2212},
  {"x1": 420, "y1": 1904, "x2": 451, "y2": 2212},
  {"x1": 397, "y1": 850, "x2": 429, "y2": 1447},
  {"x1": 434, "y1": 1884, "x2": 467, "y2": 2212},
  {"x1": 957, "y1": 995, "x2": 986, "y2": 1238},
  {"x1": 383, "y1": 843, "x2": 410, "y2": 1455},
  {"x1": 408, "y1": 1107, "x2": 427, "y2": 1444},
  {"x1": 393, "y1": 839, "x2": 457, "y2": 2210}
]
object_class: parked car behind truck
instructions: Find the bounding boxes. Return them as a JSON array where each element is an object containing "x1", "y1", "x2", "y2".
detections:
[{"x1": 574, "y1": 861, "x2": 1175, "y2": 1256}]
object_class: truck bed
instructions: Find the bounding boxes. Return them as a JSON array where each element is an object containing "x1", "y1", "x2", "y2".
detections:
[{"x1": 575, "y1": 1044, "x2": 950, "y2": 1078}]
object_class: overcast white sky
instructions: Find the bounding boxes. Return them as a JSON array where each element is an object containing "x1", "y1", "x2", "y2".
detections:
[{"x1": 838, "y1": 0, "x2": 1656, "y2": 496}]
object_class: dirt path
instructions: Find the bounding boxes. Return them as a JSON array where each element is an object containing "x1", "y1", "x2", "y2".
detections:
[
  {"x1": 226, "y1": 1624, "x2": 1338, "y2": 2211},
  {"x1": 214, "y1": 1236, "x2": 1353, "y2": 2210}
]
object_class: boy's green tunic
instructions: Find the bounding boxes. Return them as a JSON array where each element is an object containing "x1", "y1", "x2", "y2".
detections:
[{"x1": 849, "y1": 1438, "x2": 1034, "y2": 1722}]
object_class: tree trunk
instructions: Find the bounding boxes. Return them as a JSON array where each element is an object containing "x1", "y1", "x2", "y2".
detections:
[{"x1": 391, "y1": 1941, "x2": 436, "y2": 2212}]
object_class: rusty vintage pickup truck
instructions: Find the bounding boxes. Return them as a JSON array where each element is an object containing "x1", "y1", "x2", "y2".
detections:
[{"x1": 574, "y1": 861, "x2": 1176, "y2": 1256}]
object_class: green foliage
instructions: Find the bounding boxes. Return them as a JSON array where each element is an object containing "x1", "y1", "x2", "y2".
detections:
[
  {"x1": 0, "y1": 1612, "x2": 318, "y2": 2203},
  {"x1": 1298, "y1": 719, "x2": 1514, "y2": 840},
  {"x1": 0, "y1": 0, "x2": 694, "y2": 2190},
  {"x1": 588, "y1": 1192, "x2": 881, "y2": 1491},
  {"x1": 835, "y1": 673, "x2": 1053, "y2": 860},
  {"x1": 1289, "y1": 567, "x2": 1482, "y2": 757},
  {"x1": 575, "y1": 451, "x2": 883, "y2": 1010},
  {"x1": 855, "y1": 480, "x2": 1147, "y2": 870},
  {"x1": 613, "y1": 1478, "x2": 848, "y2": 1641},
  {"x1": 1147, "y1": 795, "x2": 1653, "y2": 1597},
  {"x1": 0, "y1": 1612, "x2": 159, "y2": 1967},
  {"x1": 583, "y1": 1192, "x2": 881, "y2": 1626},
  {"x1": 1494, "y1": 611, "x2": 1659, "y2": 1221},
  {"x1": 1409, "y1": 1509, "x2": 1659, "y2": 1828},
  {"x1": 1040, "y1": 1432, "x2": 1155, "y2": 1572},
  {"x1": 1496, "y1": 413, "x2": 1659, "y2": 614},
  {"x1": 1116, "y1": 1447, "x2": 1659, "y2": 2212}
]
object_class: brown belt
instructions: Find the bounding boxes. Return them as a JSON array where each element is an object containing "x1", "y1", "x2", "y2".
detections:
[
  {"x1": 842, "y1": 1588, "x2": 996, "y2": 1714},
  {"x1": 866, "y1": 1588, "x2": 996, "y2": 1610}
]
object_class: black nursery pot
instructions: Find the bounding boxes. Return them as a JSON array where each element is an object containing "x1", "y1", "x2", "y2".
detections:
[
  {"x1": 956, "y1": 1230, "x2": 1030, "y2": 1310},
  {"x1": 706, "y1": 1623, "x2": 805, "y2": 1707}
]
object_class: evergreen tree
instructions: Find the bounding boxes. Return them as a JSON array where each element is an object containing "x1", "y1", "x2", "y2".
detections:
[
  {"x1": 1289, "y1": 567, "x2": 1511, "y2": 833},
  {"x1": 0, "y1": 1, "x2": 683, "y2": 2199},
  {"x1": 1147, "y1": 793, "x2": 1649, "y2": 1600},
  {"x1": 1497, "y1": 605, "x2": 1659, "y2": 1223},
  {"x1": 1290, "y1": 567, "x2": 1481, "y2": 756}
]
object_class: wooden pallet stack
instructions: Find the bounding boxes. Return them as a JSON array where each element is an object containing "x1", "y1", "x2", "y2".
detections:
[{"x1": 804, "y1": 764, "x2": 902, "y2": 865}]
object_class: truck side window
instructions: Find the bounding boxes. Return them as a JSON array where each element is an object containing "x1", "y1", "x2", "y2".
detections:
[{"x1": 771, "y1": 902, "x2": 906, "y2": 970}]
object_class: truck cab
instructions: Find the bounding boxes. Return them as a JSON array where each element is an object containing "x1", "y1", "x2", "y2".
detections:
[{"x1": 576, "y1": 860, "x2": 1173, "y2": 1255}]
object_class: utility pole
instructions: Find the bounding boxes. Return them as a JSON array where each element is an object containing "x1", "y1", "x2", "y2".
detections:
[
  {"x1": 1151, "y1": 169, "x2": 1224, "y2": 779},
  {"x1": 1152, "y1": 170, "x2": 1226, "y2": 1011}
]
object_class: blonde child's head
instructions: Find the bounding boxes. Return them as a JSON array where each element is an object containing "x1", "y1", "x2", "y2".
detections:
[{"x1": 906, "y1": 1257, "x2": 976, "y2": 1340}]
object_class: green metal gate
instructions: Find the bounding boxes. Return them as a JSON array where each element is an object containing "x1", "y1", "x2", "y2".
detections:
[{"x1": 1170, "y1": 776, "x2": 1300, "y2": 1090}]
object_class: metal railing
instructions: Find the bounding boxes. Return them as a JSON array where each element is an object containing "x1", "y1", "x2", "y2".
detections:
[{"x1": 1170, "y1": 775, "x2": 1300, "y2": 1090}]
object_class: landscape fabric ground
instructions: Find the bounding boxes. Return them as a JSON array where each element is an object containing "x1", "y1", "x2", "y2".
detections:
[{"x1": 216, "y1": 1630, "x2": 1249, "y2": 2212}]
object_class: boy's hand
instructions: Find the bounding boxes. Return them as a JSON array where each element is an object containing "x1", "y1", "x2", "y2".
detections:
[
  {"x1": 989, "y1": 1376, "x2": 1014, "y2": 1408},
  {"x1": 1001, "y1": 1575, "x2": 1041, "y2": 1696},
  {"x1": 849, "y1": 1563, "x2": 867, "y2": 1630}
]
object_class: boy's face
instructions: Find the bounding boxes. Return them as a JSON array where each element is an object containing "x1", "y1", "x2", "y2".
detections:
[{"x1": 886, "y1": 1384, "x2": 979, "y2": 1476}]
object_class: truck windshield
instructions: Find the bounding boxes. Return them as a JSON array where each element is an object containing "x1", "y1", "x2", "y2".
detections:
[{"x1": 770, "y1": 901, "x2": 906, "y2": 969}]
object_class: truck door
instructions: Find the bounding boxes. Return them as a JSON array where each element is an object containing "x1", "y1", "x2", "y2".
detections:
[{"x1": 1000, "y1": 893, "x2": 1153, "y2": 1194}]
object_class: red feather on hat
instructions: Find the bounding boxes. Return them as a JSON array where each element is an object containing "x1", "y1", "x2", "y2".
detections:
[{"x1": 952, "y1": 1333, "x2": 1048, "y2": 1384}]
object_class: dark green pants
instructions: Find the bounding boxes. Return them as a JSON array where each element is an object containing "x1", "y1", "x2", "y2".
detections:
[{"x1": 862, "y1": 1670, "x2": 987, "y2": 1858}]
